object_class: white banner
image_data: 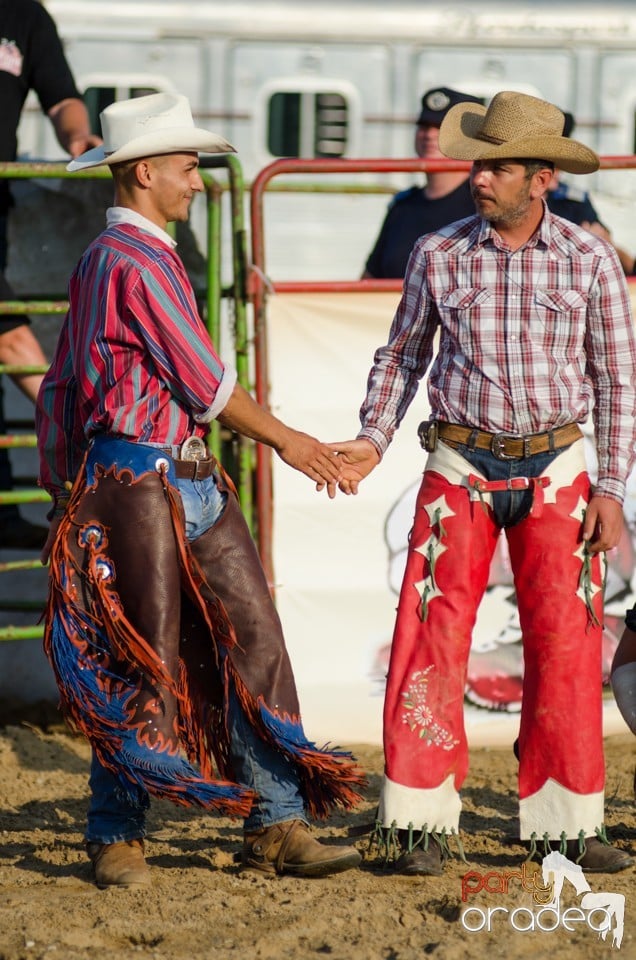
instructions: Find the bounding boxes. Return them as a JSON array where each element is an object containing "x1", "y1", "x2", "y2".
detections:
[{"x1": 268, "y1": 291, "x2": 635, "y2": 746}]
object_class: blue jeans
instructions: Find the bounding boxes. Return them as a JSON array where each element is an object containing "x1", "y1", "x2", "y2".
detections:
[
  {"x1": 446, "y1": 440, "x2": 569, "y2": 527},
  {"x1": 86, "y1": 472, "x2": 306, "y2": 843}
]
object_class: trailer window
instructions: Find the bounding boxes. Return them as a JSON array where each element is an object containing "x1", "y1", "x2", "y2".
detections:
[
  {"x1": 83, "y1": 85, "x2": 162, "y2": 136},
  {"x1": 268, "y1": 90, "x2": 349, "y2": 158}
]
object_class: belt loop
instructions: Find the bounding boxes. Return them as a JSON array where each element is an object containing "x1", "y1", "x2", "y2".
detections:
[
  {"x1": 528, "y1": 477, "x2": 551, "y2": 519},
  {"x1": 467, "y1": 429, "x2": 479, "y2": 451},
  {"x1": 548, "y1": 429, "x2": 556, "y2": 453}
]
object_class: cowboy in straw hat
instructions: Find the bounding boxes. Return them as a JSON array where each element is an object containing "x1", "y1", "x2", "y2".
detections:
[
  {"x1": 328, "y1": 90, "x2": 636, "y2": 876},
  {"x1": 438, "y1": 89, "x2": 599, "y2": 174},
  {"x1": 36, "y1": 92, "x2": 364, "y2": 888}
]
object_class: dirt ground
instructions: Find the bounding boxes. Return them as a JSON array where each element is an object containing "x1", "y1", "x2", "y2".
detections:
[{"x1": 0, "y1": 708, "x2": 633, "y2": 960}]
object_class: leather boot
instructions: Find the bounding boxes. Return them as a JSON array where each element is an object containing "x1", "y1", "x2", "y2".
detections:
[
  {"x1": 394, "y1": 830, "x2": 444, "y2": 876},
  {"x1": 242, "y1": 820, "x2": 362, "y2": 877},
  {"x1": 565, "y1": 838, "x2": 634, "y2": 874},
  {"x1": 87, "y1": 839, "x2": 150, "y2": 888}
]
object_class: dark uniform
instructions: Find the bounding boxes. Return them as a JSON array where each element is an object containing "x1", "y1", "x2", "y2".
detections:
[{"x1": 0, "y1": 0, "x2": 81, "y2": 534}]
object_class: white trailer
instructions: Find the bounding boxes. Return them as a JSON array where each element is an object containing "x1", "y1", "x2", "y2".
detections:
[{"x1": 17, "y1": 0, "x2": 636, "y2": 277}]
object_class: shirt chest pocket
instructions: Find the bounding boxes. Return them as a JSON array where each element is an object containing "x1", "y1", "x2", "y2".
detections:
[
  {"x1": 534, "y1": 289, "x2": 588, "y2": 313},
  {"x1": 532, "y1": 289, "x2": 588, "y2": 355},
  {"x1": 438, "y1": 287, "x2": 492, "y2": 350}
]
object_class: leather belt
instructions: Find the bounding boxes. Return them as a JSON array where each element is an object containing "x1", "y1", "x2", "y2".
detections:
[
  {"x1": 168, "y1": 456, "x2": 217, "y2": 481},
  {"x1": 151, "y1": 436, "x2": 217, "y2": 480},
  {"x1": 467, "y1": 473, "x2": 551, "y2": 517},
  {"x1": 437, "y1": 421, "x2": 582, "y2": 460}
]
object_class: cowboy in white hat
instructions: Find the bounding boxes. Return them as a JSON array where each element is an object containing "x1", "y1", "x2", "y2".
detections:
[
  {"x1": 66, "y1": 92, "x2": 233, "y2": 170},
  {"x1": 329, "y1": 91, "x2": 636, "y2": 876},
  {"x1": 36, "y1": 93, "x2": 364, "y2": 888}
]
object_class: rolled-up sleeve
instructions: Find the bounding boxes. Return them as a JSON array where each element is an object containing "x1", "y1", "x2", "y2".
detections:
[{"x1": 193, "y1": 363, "x2": 237, "y2": 422}]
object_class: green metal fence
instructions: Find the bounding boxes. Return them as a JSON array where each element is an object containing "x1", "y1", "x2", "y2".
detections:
[{"x1": 0, "y1": 156, "x2": 253, "y2": 642}]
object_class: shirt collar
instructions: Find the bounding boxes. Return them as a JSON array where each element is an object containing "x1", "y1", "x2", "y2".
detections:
[
  {"x1": 476, "y1": 200, "x2": 551, "y2": 252},
  {"x1": 106, "y1": 207, "x2": 177, "y2": 249}
]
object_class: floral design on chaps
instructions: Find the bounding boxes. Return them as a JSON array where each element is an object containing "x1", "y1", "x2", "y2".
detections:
[{"x1": 401, "y1": 665, "x2": 459, "y2": 750}]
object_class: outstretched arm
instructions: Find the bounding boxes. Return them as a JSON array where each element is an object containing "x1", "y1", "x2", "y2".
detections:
[
  {"x1": 217, "y1": 383, "x2": 342, "y2": 496},
  {"x1": 327, "y1": 439, "x2": 381, "y2": 495},
  {"x1": 0, "y1": 324, "x2": 47, "y2": 403},
  {"x1": 48, "y1": 98, "x2": 102, "y2": 157}
]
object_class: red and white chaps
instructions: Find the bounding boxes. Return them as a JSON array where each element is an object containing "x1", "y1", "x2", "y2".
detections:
[{"x1": 379, "y1": 437, "x2": 605, "y2": 841}]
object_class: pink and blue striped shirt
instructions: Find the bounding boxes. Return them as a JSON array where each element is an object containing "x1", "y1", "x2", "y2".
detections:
[{"x1": 36, "y1": 208, "x2": 236, "y2": 499}]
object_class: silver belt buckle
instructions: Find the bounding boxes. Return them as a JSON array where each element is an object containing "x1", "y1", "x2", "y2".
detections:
[
  {"x1": 491, "y1": 434, "x2": 516, "y2": 461},
  {"x1": 180, "y1": 436, "x2": 208, "y2": 461}
]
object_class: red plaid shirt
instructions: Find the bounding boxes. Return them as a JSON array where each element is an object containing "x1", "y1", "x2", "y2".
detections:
[{"x1": 358, "y1": 206, "x2": 636, "y2": 502}]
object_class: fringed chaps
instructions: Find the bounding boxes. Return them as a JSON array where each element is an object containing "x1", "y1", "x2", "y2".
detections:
[
  {"x1": 44, "y1": 437, "x2": 364, "y2": 818},
  {"x1": 379, "y1": 439, "x2": 605, "y2": 844}
]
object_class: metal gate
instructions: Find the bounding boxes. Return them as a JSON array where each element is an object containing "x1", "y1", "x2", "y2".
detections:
[{"x1": 0, "y1": 154, "x2": 252, "y2": 642}]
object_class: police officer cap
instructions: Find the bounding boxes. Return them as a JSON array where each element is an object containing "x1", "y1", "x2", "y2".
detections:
[
  {"x1": 561, "y1": 111, "x2": 575, "y2": 138},
  {"x1": 417, "y1": 87, "x2": 484, "y2": 127}
]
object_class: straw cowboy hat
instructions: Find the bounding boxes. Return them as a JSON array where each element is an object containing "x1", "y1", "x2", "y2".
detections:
[
  {"x1": 67, "y1": 93, "x2": 235, "y2": 171},
  {"x1": 438, "y1": 91, "x2": 599, "y2": 175}
]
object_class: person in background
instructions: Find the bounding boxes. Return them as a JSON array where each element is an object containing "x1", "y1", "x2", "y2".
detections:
[
  {"x1": 611, "y1": 625, "x2": 636, "y2": 743},
  {"x1": 0, "y1": 0, "x2": 100, "y2": 549},
  {"x1": 362, "y1": 86, "x2": 483, "y2": 279},
  {"x1": 36, "y1": 93, "x2": 364, "y2": 888},
  {"x1": 330, "y1": 91, "x2": 636, "y2": 876},
  {"x1": 547, "y1": 110, "x2": 635, "y2": 273}
]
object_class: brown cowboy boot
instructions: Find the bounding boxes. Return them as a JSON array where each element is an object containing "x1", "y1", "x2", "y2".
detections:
[
  {"x1": 394, "y1": 829, "x2": 445, "y2": 876},
  {"x1": 87, "y1": 839, "x2": 150, "y2": 888},
  {"x1": 564, "y1": 838, "x2": 634, "y2": 874},
  {"x1": 242, "y1": 820, "x2": 362, "y2": 877}
]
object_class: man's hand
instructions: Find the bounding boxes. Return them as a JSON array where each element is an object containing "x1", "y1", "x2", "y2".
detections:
[
  {"x1": 326, "y1": 439, "x2": 381, "y2": 495},
  {"x1": 582, "y1": 495, "x2": 624, "y2": 553},
  {"x1": 48, "y1": 98, "x2": 102, "y2": 157},
  {"x1": 217, "y1": 384, "x2": 343, "y2": 496},
  {"x1": 40, "y1": 517, "x2": 62, "y2": 566},
  {"x1": 276, "y1": 428, "x2": 342, "y2": 499}
]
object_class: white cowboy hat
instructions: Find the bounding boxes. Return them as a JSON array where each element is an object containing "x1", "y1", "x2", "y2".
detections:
[
  {"x1": 438, "y1": 91, "x2": 599, "y2": 175},
  {"x1": 67, "y1": 93, "x2": 235, "y2": 171}
]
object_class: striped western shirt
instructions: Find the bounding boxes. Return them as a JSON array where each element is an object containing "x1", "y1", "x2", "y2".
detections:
[
  {"x1": 36, "y1": 208, "x2": 237, "y2": 499},
  {"x1": 358, "y1": 206, "x2": 636, "y2": 502}
]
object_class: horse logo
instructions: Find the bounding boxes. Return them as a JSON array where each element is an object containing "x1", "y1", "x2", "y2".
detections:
[{"x1": 541, "y1": 851, "x2": 625, "y2": 949}]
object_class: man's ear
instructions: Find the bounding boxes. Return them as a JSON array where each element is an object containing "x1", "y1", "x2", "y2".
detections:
[
  {"x1": 531, "y1": 166, "x2": 554, "y2": 200},
  {"x1": 134, "y1": 158, "x2": 154, "y2": 188}
]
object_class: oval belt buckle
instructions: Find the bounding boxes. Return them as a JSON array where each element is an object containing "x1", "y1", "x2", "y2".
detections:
[
  {"x1": 181, "y1": 436, "x2": 207, "y2": 461},
  {"x1": 490, "y1": 434, "x2": 515, "y2": 461}
]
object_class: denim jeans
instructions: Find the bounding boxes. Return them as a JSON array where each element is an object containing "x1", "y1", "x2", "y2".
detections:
[
  {"x1": 85, "y1": 472, "x2": 306, "y2": 843},
  {"x1": 447, "y1": 440, "x2": 570, "y2": 527}
]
